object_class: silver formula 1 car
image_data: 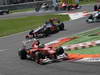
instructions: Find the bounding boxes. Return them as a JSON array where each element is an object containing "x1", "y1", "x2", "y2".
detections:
[{"x1": 25, "y1": 18, "x2": 64, "y2": 39}]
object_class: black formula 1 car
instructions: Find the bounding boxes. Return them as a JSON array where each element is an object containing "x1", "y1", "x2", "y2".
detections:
[
  {"x1": 86, "y1": 12, "x2": 100, "y2": 23},
  {"x1": 18, "y1": 40, "x2": 68, "y2": 64},
  {"x1": 0, "y1": 9, "x2": 9, "y2": 15},
  {"x1": 25, "y1": 18, "x2": 64, "y2": 39}
]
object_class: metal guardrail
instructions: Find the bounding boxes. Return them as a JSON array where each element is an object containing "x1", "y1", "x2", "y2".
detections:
[{"x1": 0, "y1": 0, "x2": 52, "y2": 10}]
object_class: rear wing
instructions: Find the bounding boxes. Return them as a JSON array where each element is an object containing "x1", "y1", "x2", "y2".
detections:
[{"x1": 22, "y1": 39, "x2": 35, "y2": 49}]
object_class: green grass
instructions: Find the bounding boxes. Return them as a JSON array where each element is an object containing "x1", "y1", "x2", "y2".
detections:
[
  {"x1": 79, "y1": 0, "x2": 96, "y2": 5},
  {"x1": 67, "y1": 46, "x2": 100, "y2": 54},
  {"x1": 10, "y1": 8, "x2": 34, "y2": 13},
  {"x1": 63, "y1": 35, "x2": 100, "y2": 46},
  {"x1": 65, "y1": 0, "x2": 96, "y2": 4},
  {"x1": 62, "y1": 27, "x2": 100, "y2": 54},
  {"x1": 77, "y1": 28, "x2": 100, "y2": 36},
  {"x1": 63, "y1": 27, "x2": 100, "y2": 46},
  {"x1": 0, "y1": 14, "x2": 70, "y2": 37}
]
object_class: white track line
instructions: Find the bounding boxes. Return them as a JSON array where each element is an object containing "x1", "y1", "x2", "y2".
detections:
[
  {"x1": 0, "y1": 49, "x2": 8, "y2": 52},
  {"x1": 0, "y1": 30, "x2": 28, "y2": 39},
  {"x1": 72, "y1": 26, "x2": 100, "y2": 36}
]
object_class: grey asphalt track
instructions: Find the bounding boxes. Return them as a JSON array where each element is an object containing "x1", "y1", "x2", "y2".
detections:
[
  {"x1": 0, "y1": 4, "x2": 100, "y2": 75},
  {"x1": 0, "y1": 17, "x2": 100, "y2": 75},
  {"x1": 0, "y1": 4, "x2": 95, "y2": 19}
]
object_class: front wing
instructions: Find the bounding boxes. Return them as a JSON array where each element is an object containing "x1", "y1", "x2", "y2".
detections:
[{"x1": 39, "y1": 53, "x2": 68, "y2": 65}]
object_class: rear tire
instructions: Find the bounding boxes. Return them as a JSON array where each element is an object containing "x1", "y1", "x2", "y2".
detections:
[
  {"x1": 86, "y1": 19, "x2": 94, "y2": 23},
  {"x1": 19, "y1": 50, "x2": 27, "y2": 59},
  {"x1": 59, "y1": 23, "x2": 64, "y2": 30}
]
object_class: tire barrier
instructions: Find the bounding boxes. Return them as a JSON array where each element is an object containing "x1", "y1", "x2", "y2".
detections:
[
  {"x1": 63, "y1": 40, "x2": 100, "y2": 51},
  {"x1": 89, "y1": 32, "x2": 100, "y2": 36}
]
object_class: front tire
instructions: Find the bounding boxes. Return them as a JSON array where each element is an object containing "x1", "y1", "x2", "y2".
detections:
[
  {"x1": 35, "y1": 52, "x2": 45, "y2": 64},
  {"x1": 86, "y1": 19, "x2": 94, "y2": 23},
  {"x1": 56, "y1": 47, "x2": 64, "y2": 55}
]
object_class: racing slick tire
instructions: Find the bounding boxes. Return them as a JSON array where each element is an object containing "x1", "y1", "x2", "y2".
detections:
[
  {"x1": 19, "y1": 50, "x2": 27, "y2": 59},
  {"x1": 86, "y1": 19, "x2": 94, "y2": 23},
  {"x1": 86, "y1": 19, "x2": 89, "y2": 23},
  {"x1": 59, "y1": 23, "x2": 64, "y2": 30},
  {"x1": 35, "y1": 52, "x2": 45, "y2": 64},
  {"x1": 56, "y1": 47, "x2": 64, "y2": 55}
]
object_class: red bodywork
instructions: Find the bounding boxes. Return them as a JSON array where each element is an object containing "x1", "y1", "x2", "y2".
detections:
[
  {"x1": 96, "y1": 9, "x2": 100, "y2": 11},
  {"x1": 27, "y1": 45, "x2": 56, "y2": 57},
  {"x1": 19, "y1": 40, "x2": 68, "y2": 64}
]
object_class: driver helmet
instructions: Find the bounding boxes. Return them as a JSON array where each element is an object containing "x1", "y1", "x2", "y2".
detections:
[{"x1": 33, "y1": 38, "x2": 40, "y2": 45}]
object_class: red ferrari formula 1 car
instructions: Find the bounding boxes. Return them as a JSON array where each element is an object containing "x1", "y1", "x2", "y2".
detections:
[
  {"x1": 25, "y1": 18, "x2": 64, "y2": 39},
  {"x1": 18, "y1": 39, "x2": 68, "y2": 64},
  {"x1": 55, "y1": 3, "x2": 81, "y2": 11}
]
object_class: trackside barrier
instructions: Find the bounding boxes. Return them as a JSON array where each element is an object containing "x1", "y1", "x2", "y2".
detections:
[
  {"x1": 63, "y1": 40, "x2": 100, "y2": 50},
  {"x1": 0, "y1": 0, "x2": 51, "y2": 10}
]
